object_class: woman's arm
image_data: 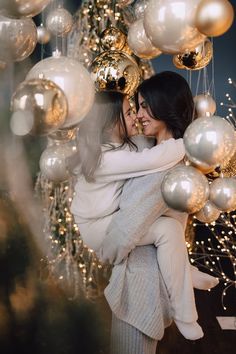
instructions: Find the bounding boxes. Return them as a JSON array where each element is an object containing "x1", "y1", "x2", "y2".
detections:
[{"x1": 95, "y1": 138, "x2": 185, "y2": 182}]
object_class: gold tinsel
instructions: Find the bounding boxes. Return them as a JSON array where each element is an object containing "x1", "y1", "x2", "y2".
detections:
[
  {"x1": 221, "y1": 150, "x2": 236, "y2": 177},
  {"x1": 185, "y1": 216, "x2": 196, "y2": 251}
]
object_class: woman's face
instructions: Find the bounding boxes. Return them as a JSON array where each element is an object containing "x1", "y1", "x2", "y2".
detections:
[
  {"x1": 122, "y1": 97, "x2": 138, "y2": 137},
  {"x1": 137, "y1": 93, "x2": 168, "y2": 138}
]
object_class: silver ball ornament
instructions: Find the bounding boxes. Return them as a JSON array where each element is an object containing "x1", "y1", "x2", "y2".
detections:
[
  {"x1": 184, "y1": 116, "x2": 236, "y2": 170},
  {"x1": 127, "y1": 19, "x2": 162, "y2": 59},
  {"x1": 194, "y1": 93, "x2": 216, "y2": 117},
  {"x1": 37, "y1": 25, "x2": 51, "y2": 45},
  {"x1": 144, "y1": 0, "x2": 205, "y2": 54},
  {"x1": 46, "y1": 7, "x2": 73, "y2": 37},
  {"x1": 0, "y1": 0, "x2": 52, "y2": 18},
  {"x1": 209, "y1": 177, "x2": 236, "y2": 212},
  {"x1": 194, "y1": 200, "x2": 221, "y2": 223},
  {"x1": 40, "y1": 141, "x2": 77, "y2": 182},
  {"x1": 0, "y1": 13, "x2": 37, "y2": 63},
  {"x1": 161, "y1": 165, "x2": 210, "y2": 214},
  {"x1": 10, "y1": 78, "x2": 68, "y2": 136},
  {"x1": 26, "y1": 55, "x2": 95, "y2": 128}
]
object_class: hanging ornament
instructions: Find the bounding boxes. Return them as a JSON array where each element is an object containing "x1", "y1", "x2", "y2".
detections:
[
  {"x1": 100, "y1": 27, "x2": 126, "y2": 51},
  {"x1": 194, "y1": 200, "x2": 221, "y2": 223},
  {"x1": 39, "y1": 140, "x2": 78, "y2": 183},
  {"x1": 37, "y1": 24, "x2": 51, "y2": 45},
  {"x1": 195, "y1": 0, "x2": 234, "y2": 37},
  {"x1": 90, "y1": 50, "x2": 140, "y2": 97},
  {"x1": 0, "y1": 13, "x2": 37, "y2": 63},
  {"x1": 0, "y1": 0, "x2": 52, "y2": 18},
  {"x1": 26, "y1": 55, "x2": 95, "y2": 128},
  {"x1": 173, "y1": 38, "x2": 213, "y2": 70},
  {"x1": 139, "y1": 59, "x2": 155, "y2": 80},
  {"x1": 161, "y1": 165, "x2": 210, "y2": 214},
  {"x1": 144, "y1": 0, "x2": 205, "y2": 54},
  {"x1": 209, "y1": 177, "x2": 236, "y2": 212},
  {"x1": 46, "y1": 7, "x2": 73, "y2": 37},
  {"x1": 183, "y1": 116, "x2": 236, "y2": 171},
  {"x1": 127, "y1": 19, "x2": 162, "y2": 59},
  {"x1": 194, "y1": 93, "x2": 216, "y2": 117},
  {"x1": 116, "y1": 0, "x2": 135, "y2": 8},
  {"x1": 10, "y1": 79, "x2": 68, "y2": 136},
  {"x1": 134, "y1": 0, "x2": 148, "y2": 19}
]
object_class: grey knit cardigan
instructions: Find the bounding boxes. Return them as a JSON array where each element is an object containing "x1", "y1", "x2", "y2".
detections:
[{"x1": 100, "y1": 169, "x2": 188, "y2": 340}]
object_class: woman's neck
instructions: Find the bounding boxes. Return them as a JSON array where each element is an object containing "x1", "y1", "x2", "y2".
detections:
[{"x1": 155, "y1": 129, "x2": 173, "y2": 144}]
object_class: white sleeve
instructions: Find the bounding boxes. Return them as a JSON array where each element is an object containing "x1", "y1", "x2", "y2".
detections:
[{"x1": 95, "y1": 138, "x2": 185, "y2": 182}]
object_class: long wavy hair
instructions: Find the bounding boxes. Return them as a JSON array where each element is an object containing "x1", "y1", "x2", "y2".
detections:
[
  {"x1": 77, "y1": 91, "x2": 136, "y2": 182},
  {"x1": 138, "y1": 71, "x2": 195, "y2": 139}
]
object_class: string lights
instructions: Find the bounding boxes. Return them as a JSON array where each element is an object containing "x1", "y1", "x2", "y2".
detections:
[
  {"x1": 189, "y1": 79, "x2": 236, "y2": 310},
  {"x1": 35, "y1": 173, "x2": 111, "y2": 299}
]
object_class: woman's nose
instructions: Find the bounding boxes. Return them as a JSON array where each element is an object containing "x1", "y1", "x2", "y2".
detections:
[{"x1": 136, "y1": 108, "x2": 143, "y2": 119}]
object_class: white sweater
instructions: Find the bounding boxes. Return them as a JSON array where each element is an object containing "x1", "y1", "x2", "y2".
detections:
[{"x1": 71, "y1": 137, "x2": 185, "y2": 250}]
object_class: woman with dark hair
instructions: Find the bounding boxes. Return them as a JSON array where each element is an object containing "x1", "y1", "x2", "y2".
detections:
[
  {"x1": 98, "y1": 72, "x2": 219, "y2": 352},
  {"x1": 137, "y1": 71, "x2": 195, "y2": 140},
  {"x1": 71, "y1": 72, "x2": 218, "y2": 353}
]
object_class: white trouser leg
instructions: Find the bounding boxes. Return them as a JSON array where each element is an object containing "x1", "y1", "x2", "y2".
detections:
[{"x1": 138, "y1": 216, "x2": 198, "y2": 323}]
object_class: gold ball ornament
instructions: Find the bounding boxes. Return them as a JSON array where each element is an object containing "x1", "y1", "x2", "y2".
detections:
[
  {"x1": 139, "y1": 59, "x2": 155, "y2": 80},
  {"x1": 90, "y1": 50, "x2": 140, "y2": 97},
  {"x1": 161, "y1": 165, "x2": 210, "y2": 214},
  {"x1": 144, "y1": 0, "x2": 206, "y2": 54},
  {"x1": 10, "y1": 79, "x2": 68, "y2": 136},
  {"x1": 184, "y1": 116, "x2": 236, "y2": 171},
  {"x1": 121, "y1": 42, "x2": 134, "y2": 56},
  {"x1": 194, "y1": 93, "x2": 216, "y2": 117},
  {"x1": 46, "y1": 7, "x2": 73, "y2": 37},
  {"x1": 195, "y1": 0, "x2": 234, "y2": 37},
  {"x1": 194, "y1": 200, "x2": 221, "y2": 223},
  {"x1": 127, "y1": 19, "x2": 162, "y2": 59},
  {"x1": 26, "y1": 55, "x2": 95, "y2": 128},
  {"x1": 209, "y1": 177, "x2": 236, "y2": 212},
  {"x1": 37, "y1": 25, "x2": 51, "y2": 45},
  {"x1": 0, "y1": 0, "x2": 52, "y2": 18},
  {"x1": 0, "y1": 13, "x2": 37, "y2": 63},
  {"x1": 100, "y1": 27, "x2": 126, "y2": 51},
  {"x1": 173, "y1": 38, "x2": 213, "y2": 70}
]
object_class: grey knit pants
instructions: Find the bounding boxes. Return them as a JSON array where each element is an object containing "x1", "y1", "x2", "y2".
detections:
[{"x1": 110, "y1": 314, "x2": 158, "y2": 354}]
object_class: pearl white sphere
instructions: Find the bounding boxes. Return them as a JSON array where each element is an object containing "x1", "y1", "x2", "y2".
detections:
[
  {"x1": 184, "y1": 116, "x2": 236, "y2": 170},
  {"x1": 161, "y1": 165, "x2": 210, "y2": 214},
  {"x1": 26, "y1": 55, "x2": 95, "y2": 128},
  {"x1": 210, "y1": 177, "x2": 236, "y2": 212}
]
